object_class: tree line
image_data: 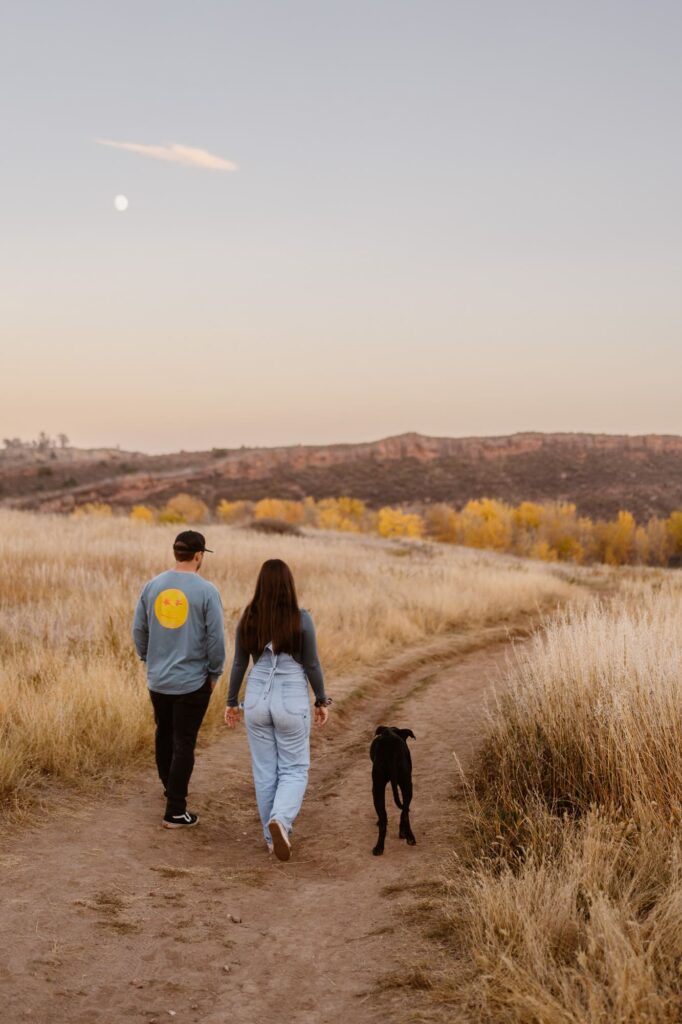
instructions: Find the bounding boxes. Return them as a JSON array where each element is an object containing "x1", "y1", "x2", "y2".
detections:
[
  {"x1": 3, "y1": 432, "x2": 70, "y2": 453},
  {"x1": 67, "y1": 493, "x2": 682, "y2": 567}
]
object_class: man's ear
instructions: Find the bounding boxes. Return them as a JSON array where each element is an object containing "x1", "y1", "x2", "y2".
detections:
[{"x1": 397, "y1": 728, "x2": 415, "y2": 741}]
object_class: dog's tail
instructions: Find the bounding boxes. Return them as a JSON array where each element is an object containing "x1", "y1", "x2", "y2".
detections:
[{"x1": 391, "y1": 779, "x2": 404, "y2": 809}]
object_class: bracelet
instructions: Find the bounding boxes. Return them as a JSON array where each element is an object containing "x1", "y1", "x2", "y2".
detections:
[{"x1": 314, "y1": 697, "x2": 333, "y2": 707}]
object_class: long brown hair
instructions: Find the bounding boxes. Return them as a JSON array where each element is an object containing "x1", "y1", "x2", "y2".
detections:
[{"x1": 238, "y1": 559, "x2": 302, "y2": 657}]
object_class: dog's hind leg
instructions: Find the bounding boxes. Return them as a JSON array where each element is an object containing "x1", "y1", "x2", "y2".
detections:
[
  {"x1": 372, "y1": 779, "x2": 388, "y2": 856},
  {"x1": 398, "y1": 779, "x2": 416, "y2": 845}
]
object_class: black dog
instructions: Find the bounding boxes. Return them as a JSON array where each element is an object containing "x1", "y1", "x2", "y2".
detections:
[{"x1": 370, "y1": 726, "x2": 416, "y2": 856}]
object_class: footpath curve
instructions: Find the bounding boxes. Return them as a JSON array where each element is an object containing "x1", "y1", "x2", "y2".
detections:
[{"x1": 1, "y1": 618, "x2": 542, "y2": 1024}]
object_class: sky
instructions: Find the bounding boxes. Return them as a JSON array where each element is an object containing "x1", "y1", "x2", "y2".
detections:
[{"x1": 2, "y1": 1, "x2": 681, "y2": 453}]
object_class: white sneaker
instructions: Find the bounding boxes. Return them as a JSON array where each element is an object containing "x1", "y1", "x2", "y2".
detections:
[{"x1": 268, "y1": 819, "x2": 292, "y2": 861}]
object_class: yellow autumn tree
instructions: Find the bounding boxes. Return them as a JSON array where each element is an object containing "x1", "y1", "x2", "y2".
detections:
[
  {"x1": 554, "y1": 535, "x2": 585, "y2": 563},
  {"x1": 337, "y1": 496, "x2": 366, "y2": 526},
  {"x1": 315, "y1": 496, "x2": 366, "y2": 532},
  {"x1": 510, "y1": 501, "x2": 543, "y2": 556},
  {"x1": 458, "y1": 498, "x2": 512, "y2": 550},
  {"x1": 595, "y1": 510, "x2": 637, "y2": 565},
  {"x1": 613, "y1": 510, "x2": 637, "y2": 565},
  {"x1": 282, "y1": 500, "x2": 305, "y2": 524},
  {"x1": 647, "y1": 516, "x2": 674, "y2": 565},
  {"x1": 536, "y1": 503, "x2": 587, "y2": 563},
  {"x1": 216, "y1": 499, "x2": 252, "y2": 524},
  {"x1": 129, "y1": 504, "x2": 155, "y2": 523},
  {"x1": 666, "y1": 511, "x2": 682, "y2": 557},
  {"x1": 513, "y1": 501, "x2": 543, "y2": 530},
  {"x1": 159, "y1": 493, "x2": 209, "y2": 525},
  {"x1": 254, "y1": 499, "x2": 305, "y2": 524},
  {"x1": 528, "y1": 539, "x2": 558, "y2": 562},
  {"x1": 377, "y1": 507, "x2": 424, "y2": 539}
]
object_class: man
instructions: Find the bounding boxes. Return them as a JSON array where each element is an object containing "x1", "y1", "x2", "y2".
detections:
[{"x1": 133, "y1": 530, "x2": 225, "y2": 828}]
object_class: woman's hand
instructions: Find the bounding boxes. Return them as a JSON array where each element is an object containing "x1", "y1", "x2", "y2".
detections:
[
  {"x1": 314, "y1": 705, "x2": 329, "y2": 727},
  {"x1": 224, "y1": 707, "x2": 241, "y2": 729}
]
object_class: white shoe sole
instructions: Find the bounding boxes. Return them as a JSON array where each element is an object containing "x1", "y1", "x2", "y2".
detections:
[
  {"x1": 268, "y1": 820, "x2": 292, "y2": 861},
  {"x1": 162, "y1": 817, "x2": 199, "y2": 829}
]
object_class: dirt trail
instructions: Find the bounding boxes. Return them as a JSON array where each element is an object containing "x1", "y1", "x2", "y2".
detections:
[{"x1": 0, "y1": 627, "x2": 531, "y2": 1024}]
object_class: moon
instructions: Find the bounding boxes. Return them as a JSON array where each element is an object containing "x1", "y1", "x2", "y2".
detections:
[{"x1": 114, "y1": 194, "x2": 129, "y2": 212}]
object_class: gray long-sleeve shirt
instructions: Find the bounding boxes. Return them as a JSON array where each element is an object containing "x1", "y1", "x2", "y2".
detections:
[
  {"x1": 132, "y1": 569, "x2": 226, "y2": 695},
  {"x1": 226, "y1": 607, "x2": 326, "y2": 707}
]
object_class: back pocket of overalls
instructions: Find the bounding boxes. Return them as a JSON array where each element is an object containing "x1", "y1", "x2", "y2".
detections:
[
  {"x1": 281, "y1": 682, "x2": 309, "y2": 716},
  {"x1": 244, "y1": 676, "x2": 264, "y2": 710}
]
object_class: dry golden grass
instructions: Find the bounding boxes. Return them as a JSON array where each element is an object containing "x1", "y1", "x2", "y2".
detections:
[
  {"x1": 0, "y1": 510, "x2": 575, "y2": 807},
  {"x1": 437, "y1": 578, "x2": 682, "y2": 1023}
]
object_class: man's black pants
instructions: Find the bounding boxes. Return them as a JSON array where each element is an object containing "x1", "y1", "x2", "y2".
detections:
[{"x1": 149, "y1": 679, "x2": 213, "y2": 817}]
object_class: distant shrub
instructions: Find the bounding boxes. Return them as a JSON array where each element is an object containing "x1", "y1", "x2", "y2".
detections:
[
  {"x1": 248, "y1": 517, "x2": 303, "y2": 536},
  {"x1": 424, "y1": 502, "x2": 458, "y2": 543},
  {"x1": 157, "y1": 509, "x2": 186, "y2": 524},
  {"x1": 72, "y1": 502, "x2": 112, "y2": 518}
]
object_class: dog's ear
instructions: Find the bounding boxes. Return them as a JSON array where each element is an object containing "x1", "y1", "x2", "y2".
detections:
[
  {"x1": 397, "y1": 728, "x2": 415, "y2": 741},
  {"x1": 374, "y1": 726, "x2": 389, "y2": 736}
]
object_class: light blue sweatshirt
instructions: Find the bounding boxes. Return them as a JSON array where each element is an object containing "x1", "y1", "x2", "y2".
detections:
[{"x1": 132, "y1": 569, "x2": 226, "y2": 695}]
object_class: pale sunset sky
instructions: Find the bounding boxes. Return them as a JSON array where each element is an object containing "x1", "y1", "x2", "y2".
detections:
[{"x1": 2, "y1": 1, "x2": 681, "y2": 453}]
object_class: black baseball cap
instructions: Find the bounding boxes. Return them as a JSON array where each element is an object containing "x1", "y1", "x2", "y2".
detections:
[{"x1": 173, "y1": 530, "x2": 213, "y2": 554}]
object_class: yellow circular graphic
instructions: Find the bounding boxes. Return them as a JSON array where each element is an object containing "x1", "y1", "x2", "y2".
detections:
[{"x1": 154, "y1": 588, "x2": 189, "y2": 629}]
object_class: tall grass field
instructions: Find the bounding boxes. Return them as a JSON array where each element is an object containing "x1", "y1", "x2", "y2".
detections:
[
  {"x1": 436, "y1": 578, "x2": 682, "y2": 1023},
  {"x1": 0, "y1": 510, "x2": 574, "y2": 807}
]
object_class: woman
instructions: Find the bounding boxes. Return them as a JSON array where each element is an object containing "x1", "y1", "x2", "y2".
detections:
[{"x1": 224, "y1": 559, "x2": 332, "y2": 861}]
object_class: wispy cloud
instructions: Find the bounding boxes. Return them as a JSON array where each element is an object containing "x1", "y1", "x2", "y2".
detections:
[{"x1": 96, "y1": 139, "x2": 238, "y2": 171}]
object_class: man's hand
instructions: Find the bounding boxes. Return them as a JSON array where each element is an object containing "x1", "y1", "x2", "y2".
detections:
[
  {"x1": 314, "y1": 705, "x2": 329, "y2": 727},
  {"x1": 224, "y1": 707, "x2": 241, "y2": 729}
]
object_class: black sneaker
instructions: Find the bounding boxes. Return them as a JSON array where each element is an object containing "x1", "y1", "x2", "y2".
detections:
[{"x1": 162, "y1": 811, "x2": 199, "y2": 829}]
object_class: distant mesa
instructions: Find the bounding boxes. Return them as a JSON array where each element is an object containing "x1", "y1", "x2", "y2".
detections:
[{"x1": 3, "y1": 430, "x2": 682, "y2": 520}]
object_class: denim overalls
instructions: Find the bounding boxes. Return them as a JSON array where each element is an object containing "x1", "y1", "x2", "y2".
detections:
[{"x1": 243, "y1": 642, "x2": 311, "y2": 842}]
